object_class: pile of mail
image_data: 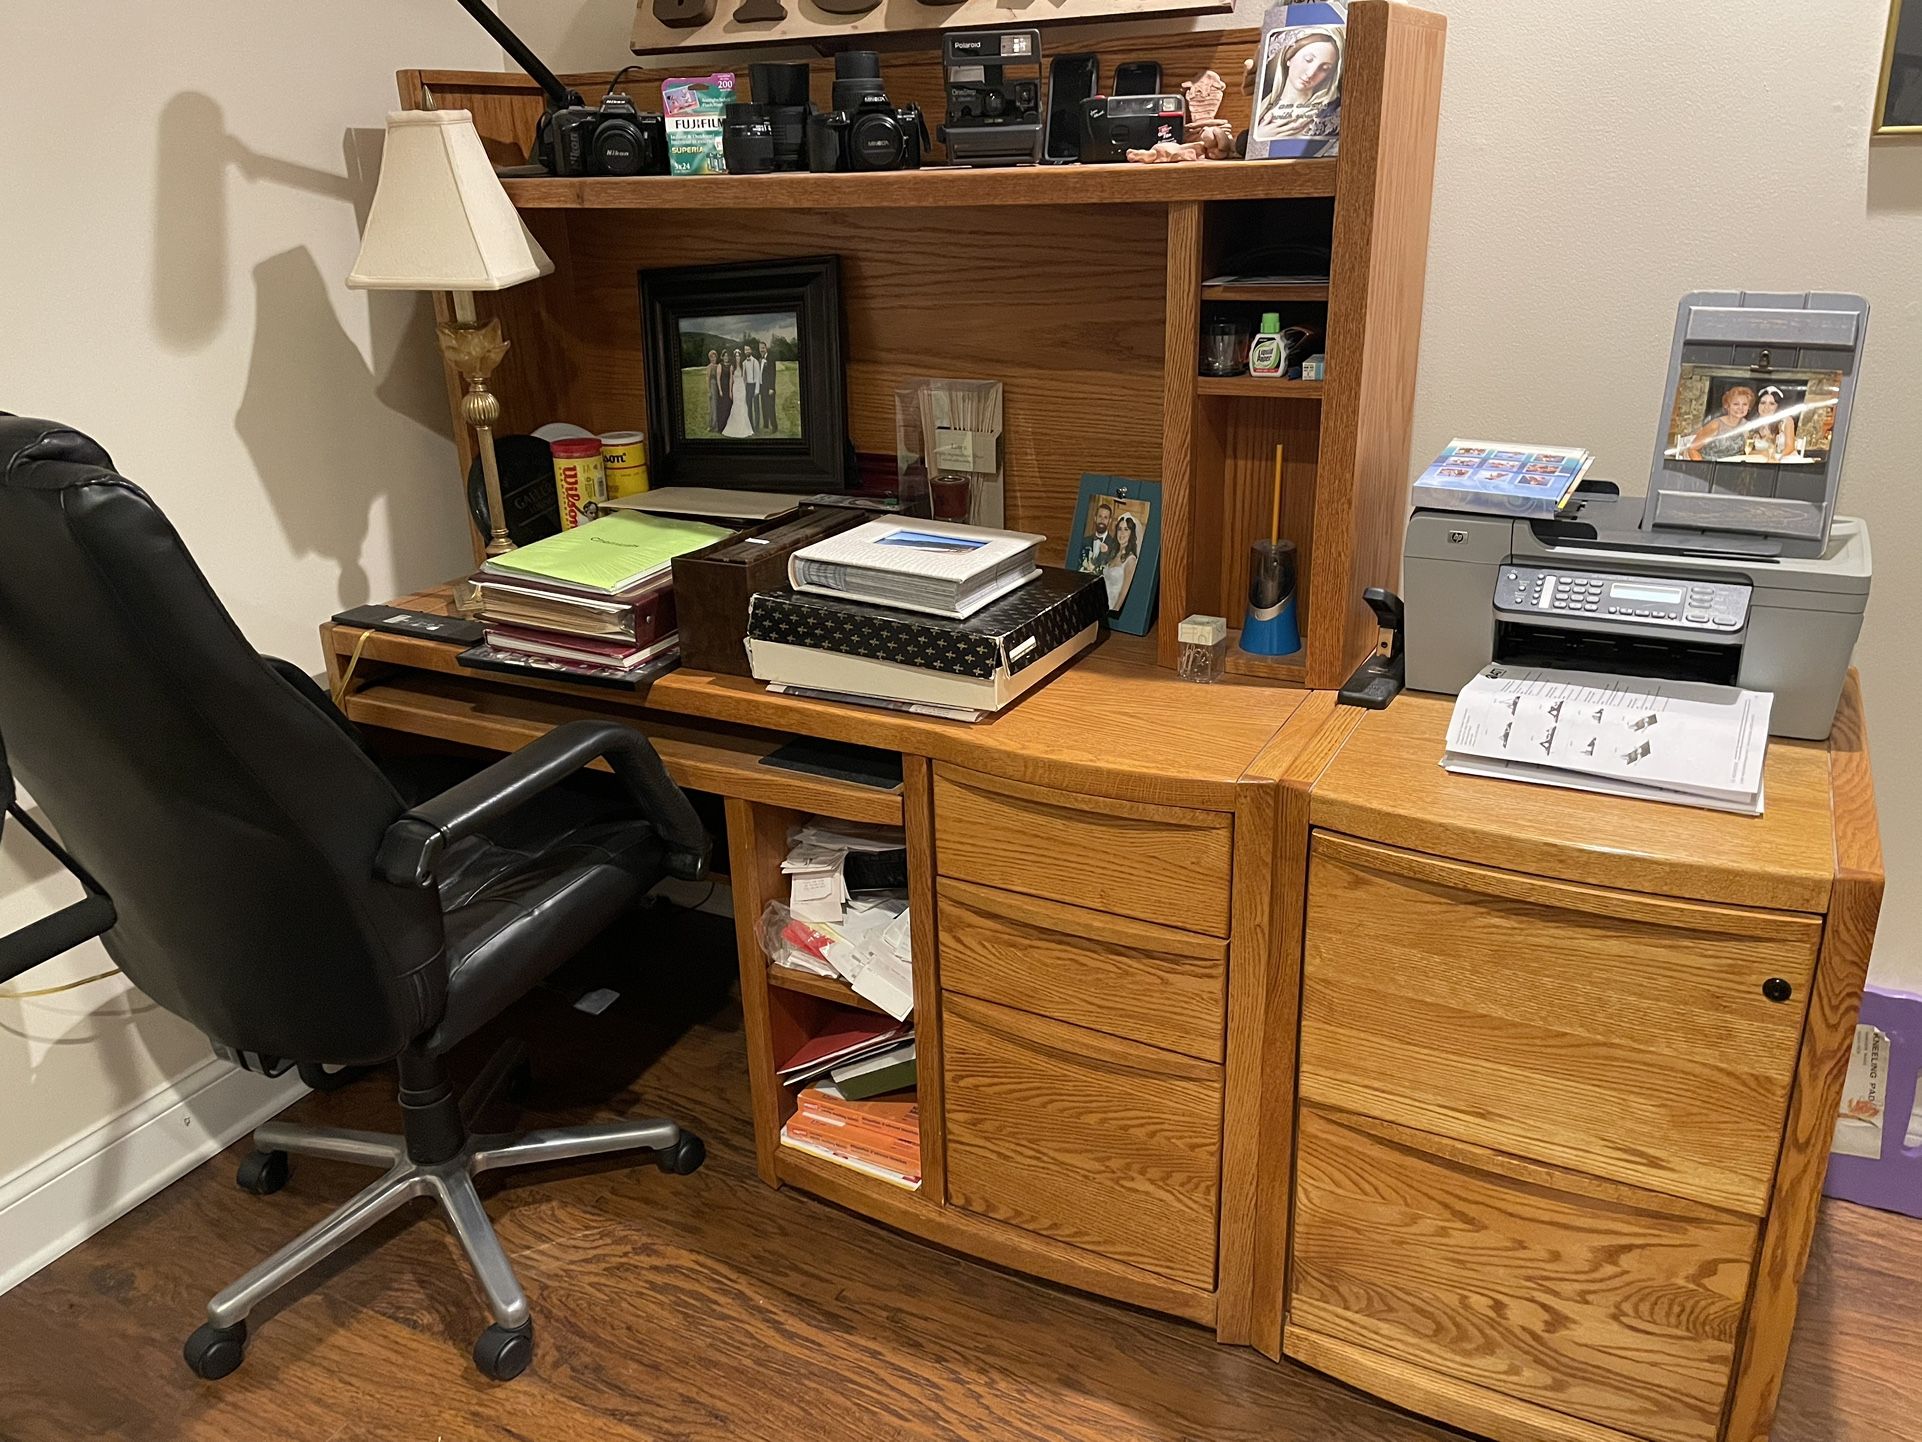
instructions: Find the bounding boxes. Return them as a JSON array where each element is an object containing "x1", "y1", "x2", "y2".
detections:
[{"x1": 759, "y1": 818, "x2": 914, "y2": 1020}]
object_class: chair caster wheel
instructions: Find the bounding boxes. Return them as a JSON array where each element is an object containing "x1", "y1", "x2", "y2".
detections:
[
  {"x1": 657, "y1": 1132, "x2": 706, "y2": 1175},
  {"x1": 184, "y1": 1320, "x2": 247, "y2": 1380},
  {"x1": 473, "y1": 1321, "x2": 533, "y2": 1381},
  {"x1": 236, "y1": 1150, "x2": 291, "y2": 1195}
]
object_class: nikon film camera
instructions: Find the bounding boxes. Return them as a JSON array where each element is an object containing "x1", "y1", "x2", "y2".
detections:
[
  {"x1": 940, "y1": 29, "x2": 1044, "y2": 167},
  {"x1": 454, "y1": 0, "x2": 667, "y2": 175},
  {"x1": 808, "y1": 51, "x2": 929, "y2": 172},
  {"x1": 1078, "y1": 93, "x2": 1188, "y2": 164}
]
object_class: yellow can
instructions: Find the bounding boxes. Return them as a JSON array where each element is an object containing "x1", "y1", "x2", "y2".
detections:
[{"x1": 600, "y1": 430, "x2": 650, "y2": 498}]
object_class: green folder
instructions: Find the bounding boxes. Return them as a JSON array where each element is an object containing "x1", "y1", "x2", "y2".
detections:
[{"x1": 483, "y1": 512, "x2": 731, "y2": 594}]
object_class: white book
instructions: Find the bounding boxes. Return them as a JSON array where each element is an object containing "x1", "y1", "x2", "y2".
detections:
[
  {"x1": 747, "y1": 624, "x2": 1098, "y2": 715},
  {"x1": 1441, "y1": 664, "x2": 1772, "y2": 814},
  {"x1": 788, "y1": 518, "x2": 1044, "y2": 619}
]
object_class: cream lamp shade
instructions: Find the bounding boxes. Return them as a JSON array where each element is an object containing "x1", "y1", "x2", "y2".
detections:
[{"x1": 346, "y1": 110, "x2": 553, "y2": 292}]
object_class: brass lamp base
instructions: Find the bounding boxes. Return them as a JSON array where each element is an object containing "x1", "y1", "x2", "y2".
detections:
[{"x1": 439, "y1": 296, "x2": 515, "y2": 557}]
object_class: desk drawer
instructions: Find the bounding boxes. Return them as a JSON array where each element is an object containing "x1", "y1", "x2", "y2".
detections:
[
  {"x1": 943, "y1": 994, "x2": 1221, "y2": 1289},
  {"x1": 938, "y1": 879, "x2": 1228, "y2": 1062},
  {"x1": 1299, "y1": 833, "x2": 1821, "y2": 1215},
  {"x1": 1290, "y1": 1104, "x2": 1756, "y2": 1442},
  {"x1": 932, "y1": 764, "x2": 1232, "y2": 936}
]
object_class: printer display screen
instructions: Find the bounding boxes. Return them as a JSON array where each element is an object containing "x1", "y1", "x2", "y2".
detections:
[{"x1": 1609, "y1": 582, "x2": 1685, "y2": 605}]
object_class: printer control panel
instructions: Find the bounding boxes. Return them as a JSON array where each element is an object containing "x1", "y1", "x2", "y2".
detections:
[{"x1": 1496, "y1": 566, "x2": 1751, "y2": 634}]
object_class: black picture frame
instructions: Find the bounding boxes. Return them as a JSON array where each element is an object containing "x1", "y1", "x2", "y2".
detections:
[{"x1": 638, "y1": 255, "x2": 850, "y2": 493}]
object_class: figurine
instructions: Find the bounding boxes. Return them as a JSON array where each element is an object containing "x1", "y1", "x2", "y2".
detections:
[{"x1": 1126, "y1": 69, "x2": 1238, "y2": 163}]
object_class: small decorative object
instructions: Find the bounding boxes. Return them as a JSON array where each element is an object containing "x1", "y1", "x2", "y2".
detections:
[
  {"x1": 1067, "y1": 474, "x2": 1163, "y2": 636},
  {"x1": 1240, "y1": 445, "x2": 1301, "y2": 656},
  {"x1": 662, "y1": 73, "x2": 736, "y2": 174},
  {"x1": 1200, "y1": 315, "x2": 1252, "y2": 376},
  {"x1": 896, "y1": 379, "x2": 1006, "y2": 526},
  {"x1": 1177, "y1": 614, "x2": 1229, "y2": 683},
  {"x1": 346, "y1": 110, "x2": 555, "y2": 557},
  {"x1": 1247, "y1": 2, "x2": 1346, "y2": 159},
  {"x1": 1301, "y1": 352, "x2": 1327, "y2": 381},
  {"x1": 1876, "y1": 0, "x2": 1922, "y2": 134},
  {"x1": 639, "y1": 255, "x2": 850, "y2": 493},
  {"x1": 1126, "y1": 70, "x2": 1238, "y2": 163}
]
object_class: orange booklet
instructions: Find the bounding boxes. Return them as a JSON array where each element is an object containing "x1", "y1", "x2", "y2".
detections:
[{"x1": 786, "y1": 1086, "x2": 921, "y2": 1177}]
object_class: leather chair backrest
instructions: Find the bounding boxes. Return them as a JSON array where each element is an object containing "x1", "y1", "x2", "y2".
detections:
[{"x1": 0, "y1": 416, "x2": 447, "y2": 1065}]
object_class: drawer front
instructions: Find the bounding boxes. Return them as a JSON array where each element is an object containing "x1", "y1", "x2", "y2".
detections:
[
  {"x1": 942, "y1": 994, "x2": 1222, "y2": 1289},
  {"x1": 933, "y1": 764, "x2": 1232, "y2": 937},
  {"x1": 938, "y1": 878, "x2": 1228, "y2": 1062},
  {"x1": 1290, "y1": 1105, "x2": 1757, "y2": 1442},
  {"x1": 1300, "y1": 833, "x2": 1821, "y2": 1215}
]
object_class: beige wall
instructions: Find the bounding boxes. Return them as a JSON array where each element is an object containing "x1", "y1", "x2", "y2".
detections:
[
  {"x1": 0, "y1": 3, "x2": 498, "y2": 1206},
  {"x1": 507, "y1": 0, "x2": 1919, "y2": 990}
]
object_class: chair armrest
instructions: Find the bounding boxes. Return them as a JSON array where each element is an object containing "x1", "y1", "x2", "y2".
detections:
[
  {"x1": 0, "y1": 894, "x2": 117, "y2": 986},
  {"x1": 375, "y1": 720, "x2": 710, "y2": 887}
]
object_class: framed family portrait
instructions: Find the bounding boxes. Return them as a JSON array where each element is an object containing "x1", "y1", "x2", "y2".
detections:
[
  {"x1": 1068, "y1": 475, "x2": 1162, "y2": 636},
  {"x1": 1663, "y1": 365, "x2": 1843, "y2": 466},
  {"x1": 638, "y1": 255, "x2": 850, "y2": 492}
]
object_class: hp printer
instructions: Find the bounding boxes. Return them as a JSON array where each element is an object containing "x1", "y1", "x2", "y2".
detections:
[{"x1": 1404, "y1": 291, "x2": 1873, "y2": 739}]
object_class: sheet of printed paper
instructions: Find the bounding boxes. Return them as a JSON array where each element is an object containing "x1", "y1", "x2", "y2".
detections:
[{"x1": 1444, "y1": 665, "x2": 1771, "y2": 804}]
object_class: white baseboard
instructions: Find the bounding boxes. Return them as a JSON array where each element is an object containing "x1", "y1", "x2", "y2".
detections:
[{"x1": 0, "y1": 1058, "x2": 307, "y2": 1295}]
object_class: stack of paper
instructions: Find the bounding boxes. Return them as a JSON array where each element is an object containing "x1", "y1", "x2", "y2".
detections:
[
  {"x1": 1413, "y1": 439, "x2": 1594, "y2": 519},
  {"x1": 777, "y1": 1015, "x2": 912, "y2": 1085},
  {"x1": 780, "y1": 1085, "x2": 922, "y2": 1190},
  {"x1": 1442, "y1": 664, "x2": 1772, "y2": 814}
]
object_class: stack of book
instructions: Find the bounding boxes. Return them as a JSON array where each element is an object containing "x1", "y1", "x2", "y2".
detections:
[
  {"x1": 1412, "y1": 438, "x2": 1595, "y2": 519},
  {"x1": 744, "y1": 517, "x2": 1109, "y2": 720},
  {"x1": 780, "y1": 1085, "x2": 922, "y2": 1190},
  {"x1": 460, "y1": 511, "x2": 729, "y2": 686}
]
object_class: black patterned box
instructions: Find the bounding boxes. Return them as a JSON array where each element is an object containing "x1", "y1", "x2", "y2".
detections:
[{"x1": 745, "y1": 568, "x2": 1105, "y2": 681}]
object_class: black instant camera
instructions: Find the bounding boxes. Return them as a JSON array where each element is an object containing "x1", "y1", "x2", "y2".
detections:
[{"x1": 940, "y1": 29, "x2": 1044, "y2": 167}]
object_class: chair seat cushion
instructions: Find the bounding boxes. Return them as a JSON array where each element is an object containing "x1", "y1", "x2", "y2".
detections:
[{"x1": 418, "y1": 778, "x2": 665, "y2": 1054}]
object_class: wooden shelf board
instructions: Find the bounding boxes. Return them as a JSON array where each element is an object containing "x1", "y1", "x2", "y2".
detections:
[
  {"x1": 1225, "y1": 640, "x2": 1307, "y2": 684},
  {"x1": 1202, "y1": 282, "x2": 1331, "y2": 302},
  {"x1": 1196, "y1": 376, "x2": 1325, "y2": 399},
  {"x1": 502, "y1": 159, "x2": 1337, "y2": 212},
  {"x1": 767, "y1": 967, "x2": 891, "y2": 1015}
]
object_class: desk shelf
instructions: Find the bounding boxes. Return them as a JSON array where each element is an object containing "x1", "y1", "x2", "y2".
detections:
[
  {"x1": 767, "y1": 966, "x2": 890, "y2": 1014},
  {"x1": 1195, "y1": 377, "x2": 1325, "y2": 400}
]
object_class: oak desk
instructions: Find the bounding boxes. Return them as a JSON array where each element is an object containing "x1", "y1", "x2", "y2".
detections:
[{"x1": 323, "y1": 597, "x2": 1880, "y2": 1442}]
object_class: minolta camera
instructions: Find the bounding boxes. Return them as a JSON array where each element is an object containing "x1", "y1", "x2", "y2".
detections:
[
  {"x1": 940, "y1": 29, "x2": 1043, "y2": 167},
  {"x1": 807, "y1": 51, "x2": 929, "y2": 173}
]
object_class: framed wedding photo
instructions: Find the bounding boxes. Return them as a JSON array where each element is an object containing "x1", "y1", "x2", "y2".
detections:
[
  {"x1": 1067, "y1": 474, "x2": 1162, "y2": 636},
  {"x1": 638, "y1": 255, "x2": 850, "y2": 492}
]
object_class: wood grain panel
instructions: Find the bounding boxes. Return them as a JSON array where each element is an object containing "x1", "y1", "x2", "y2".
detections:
[
  {"x1": 726, "y1": 798, "x2": 808, "y2": 1185},
  {"x1": 1158, "y1": 200, "x2": 1202, "y2": 668},
  {"x1": 1309, "y1": 691, "x2": 1838, "y2": 913},
  {"x1": 902, "y1": 753, "x2": 946, "y2": 1200},
  {"x1": 932, "y1": 764, "x2": 1233, "y2": 935},
  {"x1": 1289, "y1": 1105, "x2": 1756, "y2": 1442},
  {"x1": 943, "y1": 994, "x2": 1222, "y2": 1289},
  {"x1": 1300, "y1": 833, "x2": 1821, "y2": 1215},
  {"x1": 1724, "y1": 672, "x2": 1886, "y2": 1442},
  {"x1": 1311, "y1": 1, "x2": 1447, "y2": 688},
  {"x1": 937, "y1": 878, "x2": 1228, "y2": 1061},
  {"x1": 536, "y1": 204, "x2": 1167, "y2": 560}
]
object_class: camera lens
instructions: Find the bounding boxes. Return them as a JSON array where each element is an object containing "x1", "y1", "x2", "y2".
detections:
[
  {"x1": 750, "y1": 61, "x2": 811, "y2": 107},
  {"x1": 722, "y1": 102, "x2": 776, "y2": 176},
  {"x1": 806, "y1": 110, "x2": 850, "y2": 172},
  {"x1": 849, "y1": 112, "x2": 905, "y2": 171},
  {"x1": 834, "y1": 50, "x2": 881, "y2": 81},
  {"x1": 592, "y1": 116, "x2": 648, "y2": 175},
  {"x1": 766, "y1": 105, "x2": 809, "y2": 171}
]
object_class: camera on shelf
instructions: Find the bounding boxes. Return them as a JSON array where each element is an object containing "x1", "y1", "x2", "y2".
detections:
[
  {"x1": 807, "y1": 51, "x2": 929, "y2": 173},
  {"x1": 939, "y1": 29, "x2": 1043, "y2": 167},
  {"x1": 544, "y1": 73, "x2": 670, "y2": 176},
  {"x1": 1078, "y1": 93, "x2": 1187, "y2": 165}
]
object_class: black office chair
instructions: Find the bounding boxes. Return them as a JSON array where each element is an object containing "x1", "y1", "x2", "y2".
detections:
[{"x1": 0, "y1": 416, "x2": 712, "y2": 1383}]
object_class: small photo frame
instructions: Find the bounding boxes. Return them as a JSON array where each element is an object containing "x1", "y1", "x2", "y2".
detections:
[
  {"x1": 638, "y1": 255, "x2": 849, "y2": 493},
  {"x1": 1068, "y1": 474, "x2": 1162, "y2": 636},
  {"x1": 1664, "y1": 365, "x2": 1843, "y2": 466}
]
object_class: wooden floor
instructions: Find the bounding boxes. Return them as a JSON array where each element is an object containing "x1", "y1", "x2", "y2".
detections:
[{"x1": 2, "y1": 904, "x2": 1918, "y2": 1442}]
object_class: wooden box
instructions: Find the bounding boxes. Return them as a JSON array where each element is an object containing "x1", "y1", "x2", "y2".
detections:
[{"x1": 671, "y1": 507, "x2": 861, "y2": 676}]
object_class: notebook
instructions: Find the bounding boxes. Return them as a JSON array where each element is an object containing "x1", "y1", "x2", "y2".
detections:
[
  {"x1": 481, "y1": 512, "x2": 730, "y2": 594},
  {"x1": 788, "y1": 518, "x2": 1043, "y2": 619}
]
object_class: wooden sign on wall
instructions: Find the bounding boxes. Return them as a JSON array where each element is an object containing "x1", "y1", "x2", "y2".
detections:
[{"x1": 633, "y1": 0, "x2": 1235, "y2": 55}]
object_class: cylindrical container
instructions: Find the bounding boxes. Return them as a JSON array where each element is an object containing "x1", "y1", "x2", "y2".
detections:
[
  {"x1": 1200, "y1": 315, "x2": 1251, "y2": 376},
  {"x1": 599, "y1": 431, "x2": 650, "y2": 498},
  {"x1": 722, "y1": 102, "x2": 776, "y2": 175},
  {"x1": 1239, "y1": 538, "x2": 1301, "y2": 656},
  {"x1": 1177, "y1": 614, "x2": 1229, "y2": 683},
  {"x1": 930, "y1": 474, "x2": 973, "y2": 522},
  {"x1": 1248, "y1": 312, "x2": 1286, "y2": 377},
  {"x1": 550, "y1": 437, "x2": 605, "y2": 531}
]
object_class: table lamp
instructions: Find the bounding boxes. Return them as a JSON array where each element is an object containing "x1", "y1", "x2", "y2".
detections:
[{"x1": 347, "y1": 110, "x2": 553, "y2": 556}]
